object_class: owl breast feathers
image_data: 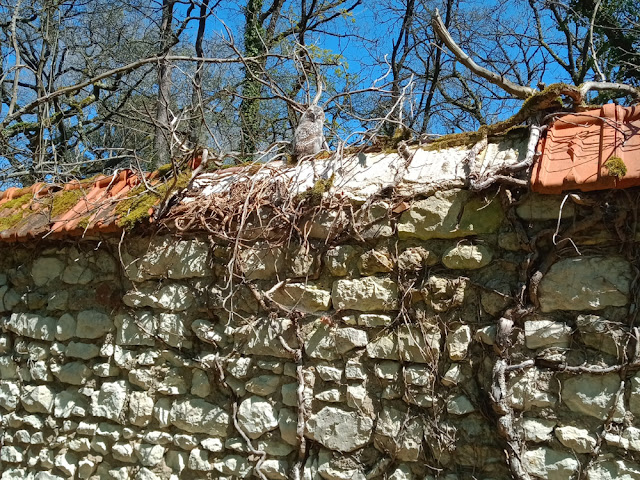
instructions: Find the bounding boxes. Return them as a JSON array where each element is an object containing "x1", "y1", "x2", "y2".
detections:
[{"x1": 293, "y1": 105, "x2": 325, "y2": 159}]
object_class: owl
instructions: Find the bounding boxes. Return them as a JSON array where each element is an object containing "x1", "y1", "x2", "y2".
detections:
[{"x1": 293, "y1": 104, "x2": 325, "y2": 160}]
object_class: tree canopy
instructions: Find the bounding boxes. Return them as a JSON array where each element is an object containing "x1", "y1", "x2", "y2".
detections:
[{"x1": 1, "y1": 0, "x2": 638, "y2": 188}]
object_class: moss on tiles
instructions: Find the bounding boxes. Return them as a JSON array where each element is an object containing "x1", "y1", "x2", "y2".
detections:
[
  {"x1": 0, "y1": 210, "x2": 26, "y2": 231},
  {"x1": 116, "y1": 172, "x2": 190, "y2": 230},
  {"x1": 50, "y1": 188, "x2": 88, "y2": 218},
  {"x1": 604, "y1": 156, "x2": 627, "y2": 178},
  {"x1": 0, "y1": 193, "x2": 32, "y2": 211}
]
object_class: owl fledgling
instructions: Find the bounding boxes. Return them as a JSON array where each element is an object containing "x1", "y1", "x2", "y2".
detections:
[{"x1": 293, "y1": 105, "x2": 325, "y2": 160}]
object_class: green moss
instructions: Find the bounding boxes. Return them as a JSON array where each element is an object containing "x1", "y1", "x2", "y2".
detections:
[
  {"x1": 0, "y1": 193, "x2": 31, "y2": 211},
  {"x1": 77, "y1": 215, "x2": 91, "y2": 230},
  {"x1": 50, "y1": 188, "x2": 88, "y2": 218},
  {"x1": 115, "y1": 172, "x2": 190, "y2": 230},
  {"x1": 424, "y1": 83, "x2": 572, "y2": 151},
  {"x1": 0, "y1": 210, "x2": 25, "y2": 231},
  {"x1": 605, "y1": 156, "x2": 627, "y2": 178},
  {"x1": 296, "y1": 174, "x2": 335, "y2": 204}
]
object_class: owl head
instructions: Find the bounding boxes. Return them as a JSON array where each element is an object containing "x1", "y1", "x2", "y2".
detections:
[{"x1": 302, "y1": 105, "x2": 325, "y2": 123}]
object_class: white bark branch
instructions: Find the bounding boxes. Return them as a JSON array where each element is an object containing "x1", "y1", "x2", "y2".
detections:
[{"x1": 431, "y1": 9, "x2": 536, "y2": 100}]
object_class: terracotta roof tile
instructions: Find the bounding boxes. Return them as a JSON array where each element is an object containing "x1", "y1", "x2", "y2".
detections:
[
  {"x1": 531, "y1": 104, "x2": 640, "y2": 193},
  {"x1": 0, "y1": 169, "x2": 152, "y2": 242}
]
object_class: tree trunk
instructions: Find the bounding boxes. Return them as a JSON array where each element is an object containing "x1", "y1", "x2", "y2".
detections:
[
  {"x1": 239, "y1": 0, "x2": 265, "y2": 157},
  {"x1": 154, "y1": 0, "x2": 175, "y2": 168}
]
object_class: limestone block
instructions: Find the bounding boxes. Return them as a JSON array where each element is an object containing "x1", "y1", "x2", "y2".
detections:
[
  {"x1": 475, "y1": 325, "x2": 496, "y2": 345},
  {"x1": 287, "y1": 246, "x2": 318, "y2": 278},
  {"x1": 441, "y1": 364, "x2": 465, "y2": 387},
  {"x1": 306, "y1": 210, "x2": 347, "y2": 240},
  {"x1": 191, "y1": 369, "x2": 211, "y2": 398},
  {"x1": 346, "y1": 384, "x2": 374, "y2": 416},
  {"x1": 587, "y1": 460, "x2": 640, "y2": 480},
  {"x1": 446, "y1": 325, "x2": 472, "y2": 360},
  {"x1": 358, "y1": 313, "x2": 393, "y2": 328},
  {"x1": 31, "y1": 257, "x2": 64, "y2": 286},
  {"x1": 270, "y1": 283, "x2": 332, "y2": 313},
  {"x1": 189, "y1": 448, "x2": 213, "y2": 471},
  {"x1": 306, "y1": 324, "x2": 368, "y2": 361},
  {"x1": 21, "y1": 385, "x2": 55, "y2": 413},
  {"x1": 0, "y1": 356, "x2": 19, "y2": 381},
  {"x1": 398, "y1": 189, "x2": 502, "y2": 240},
  {"x1": 134, "y1": 236, "x2": 210, "y2": 281},
  {"x1": 315, "y1": 388, "x2": 343, "y2": 403},
  {"x1": 345, "y1": 359, "x2": 367, "y2": 380},
  {"x1": 113, "y1": 442, "x2": 135, "y2": 462},
  {"x1": 0, "y1": 381, "x2": 20, "y2": 411},
  {"x1": 555, "y1": 426, "x2": 597, "y2": 453},
  {"x1": 129, "y1": 391, "x2": 154, "y2": 427},
  {"x1": 631, "y1": 373, "x2": 640, "y2": 416},
  {"x1": 62, "y1": 263, "x2": 94, "y2": 285},
  {"x1": 136, "y1": 444, "x2": 165, "y2": 467},
  {"x1": 317, "y1": 449, "x2": 365, "y2": 480},
  {"x1": 539, "y1": 256, "x2": 632, "y2": 312},
  {"x1": 374, "y1": 407, "x2": 423, "y2": 461},
  {"x1": 261, "y1": 459, "x2": 289, "y2": 480},
  {"x1": 226, "y1": 357, "x2": 252, "y2": 379},
  {"x1": 446, "y1": 395, "x2": 476, "y2": 415},
  {"x1": 74, "y1": 310, "x2": 113, "y2": 339},
  {"x1": 123, "y1": 283, "x2": 194, "y2": 311},
  {"x1": 523, "y1": 447, "x2": 579, "y2": 480},
  {"x1": 404, "y1": 365, "x2": 434, "y2": 387},
  {"x1": 332, "y1": 277, "x2": 398, "y2": 311},
  {"x1": 6, "y1": 312, "x2": 56, "y2": 341},
  {"x1": 278, "y1": 408, "x2": 298, "y2": 446},
  {"x1": 358, "y1": 250, "x2": 394, "y2": 275},
  {"x1": 306, "y1": 406, "x2": 373, "y2": 452},
  {"x1": 246, "y1": 375, "x2": 281, "y2": 396},
  {"x1": 55, "y1": 314, "x2": 76, "y2": 341},
  {"x1": 0, "y1": 285, "x2": 7, "y2": 312},
  {"x1": 91, "y1": 380, "x2": 129, "y2": 421},
  {"x1": 213, "y1": 455, "x2": 252, "y2": 476},
  {"x1": 54, "y1": 451, "x2": 78, "y2": 476},
  {"x1": 240, "y1": 243, "x2": 284, "y2": 280},
  {"x1": 388, "y1": 465, "x2": 414, "y2": 480},
  {"x1": 442, "y1": 244, "x2": 492, "y2": 270},
  {"x1": 316, "y1": 365, "x2": 342, "y2": 382},
  {"x1": 563, "y1": 374, "x2": 624, "y2": 421},
  {"x1": 325, "y1": 245, "x2": 358, "y2": 276},
  {"x1": 374, "y1": 361, "x2": 401, "y2": 380},
  {"x1": 157, "y1": 368, "x2": 188, "y2": 395},
  {"x1": 520, "y1": 418, "x2": 555, "y2": 443},
  {"x1": 157, "y1": 313, "x2": 189, "y2": 348},
  {"x1": 52, "y1": 361, "x2": 91, "y2": 385},
  {"x1": 237, "y1": 396, "x2": 278, "y2": 439},
  {"x1": 623, "y1": 427, "x2": 640, "y2": 452},
  {"x1": 508, "y1": 368, "x2": 557, "y2": 411},
  {"x1": 516, "y1": 194, "x2": 575, "y2": 221},
  {"x1": 115, "y1": 312, "x2": 156, "y2": 347},
  {"x1": 524, "y1": 320, "x2": 572, "y2": 349},
  {"x1": 242, "y1": 317, "x2": 298, "y2": 359},
  {"x1": 65, "y1": 342, "x2": 100, "y2": 359},
  {"x1": 54, "y1": 389, "x2": 88, "y2": 418},
  {"x1": 1, "y1": 446, "x2": 23, "y2": 463},
  {"x1": 200, "y1": 438, "x2": 223, "y2": 452},
  {"x1": 398, "y1": 246, "x2": 437, "y2": 271},
  {"x1": 398, "y1": 325, "x2": 440, "y2": 364},
  {"x1": 576, "y1": 314, "x2": 623, "y2": 356},
  {"x1": 169, "y1": 397, "x2": 229, "y2": 435},
  {"x1": 421, "y1": 275, "x2": 468, "y2": 312}
]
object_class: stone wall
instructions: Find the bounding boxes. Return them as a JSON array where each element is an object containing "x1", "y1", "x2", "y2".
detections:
[{"x1": 0, "y1": 188, "x2": 639, "y2": 480}]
